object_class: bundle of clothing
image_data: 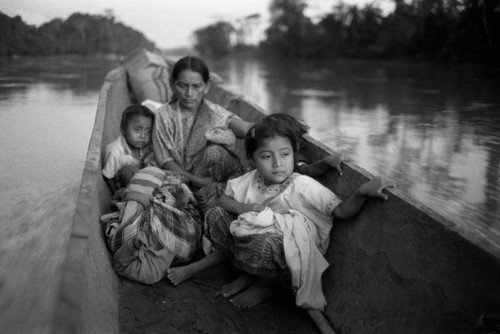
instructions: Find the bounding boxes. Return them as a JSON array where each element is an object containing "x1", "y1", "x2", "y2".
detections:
[{"x1": 101, "y1": 166, "x2": 203, "y2": 284}]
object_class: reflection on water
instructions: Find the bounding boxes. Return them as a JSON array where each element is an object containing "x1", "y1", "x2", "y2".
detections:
[{"x1": 210, "y1": 57, "x2": 500, "y2": 234}]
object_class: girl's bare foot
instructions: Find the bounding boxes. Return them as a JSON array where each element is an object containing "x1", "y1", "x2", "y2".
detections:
[
  {"x1": 167, "y1": 251, "x2": 227, "y2": 286},
  {"x1": 216, "y1": 273, "x2": 254, "y2": 298},
  {"x1": 167, "y1": 265, "x2": 194, "y2": 285},
  {"x1": 229, "y1": 280, "x2": 272, "y2": 308}
]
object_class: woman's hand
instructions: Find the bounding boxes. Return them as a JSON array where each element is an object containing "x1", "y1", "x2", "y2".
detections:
[
  {"x1": 358, "y1": 177, "x2": 396, "y2": 200},
  {"x1": 299, "y1": 152, "x2": 349, "y2": 177},
  {"x1": 321, "y1": 153, "x2": 348, "y2": 176}
]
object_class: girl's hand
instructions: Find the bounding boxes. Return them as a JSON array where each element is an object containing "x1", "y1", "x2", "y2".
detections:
[
  {"x1": 322, "y1": 153, "x2": 348, "y2": 176},
  {"x1": 358, "y1": 177, "x2": 396, "y2": 200},
  {"x1": 247, "y1": 203, "x2": 266, "y2": 213}
]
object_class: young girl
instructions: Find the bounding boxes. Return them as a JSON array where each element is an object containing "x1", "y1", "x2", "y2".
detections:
[
  {"x1": 168, "y1": 113, "x2": 394, "y2": 310},
  {"x1": 102, "y1": 104, "x2": 155, "y2": 193}
]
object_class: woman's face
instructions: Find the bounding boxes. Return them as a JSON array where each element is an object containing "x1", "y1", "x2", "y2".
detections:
[{"x1": 173, "y1": 69, "x2": 209, "y2": 112}]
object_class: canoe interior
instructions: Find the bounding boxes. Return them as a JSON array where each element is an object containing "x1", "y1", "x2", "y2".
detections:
[{"x1": 54, "y1": 50, "x2": 500, "y2": 334}]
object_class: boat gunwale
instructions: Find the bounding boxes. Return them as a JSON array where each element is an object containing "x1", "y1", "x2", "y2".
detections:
[{"x1": 50, "y1": 67, "x2": 125, "y2": 334}]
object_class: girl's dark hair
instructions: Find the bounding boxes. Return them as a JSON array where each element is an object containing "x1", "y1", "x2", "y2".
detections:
[
  {"x1": 170, "y1": 56, "x2": 210, "y2": 85},
  {"x1": 245, "y1": 113, "x2": 309, "y2": 160},
  {"x1": 121, "y1": 104, "x2": 155, "y2": 131}
]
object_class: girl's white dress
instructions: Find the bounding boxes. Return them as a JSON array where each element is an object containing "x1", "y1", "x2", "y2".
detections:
[{"x1": 220, "y1": 169, "x2": 342, "y2": 310}]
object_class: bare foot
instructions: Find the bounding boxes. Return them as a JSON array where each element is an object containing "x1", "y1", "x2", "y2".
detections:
[
  {"x1": 167, "y1": 265, "x2": 194, "y2": 285},
  {"x1": 229, "y1": 281, "x2": 272, "y2": 308},
  {"x1": 216, "y1": 273, "x2": 254, "y2": 298}
]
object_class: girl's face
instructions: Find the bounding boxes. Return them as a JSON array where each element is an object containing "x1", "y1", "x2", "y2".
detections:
[
  {"x1": 251, "y1": 136, "x2": 295, "y2": 186},
  {"x1": 173, "y1": 69, "x2": 209, "y2": 112},
  {"x1": 123, "y1": 115, "x2": 152, "y2": 150}
]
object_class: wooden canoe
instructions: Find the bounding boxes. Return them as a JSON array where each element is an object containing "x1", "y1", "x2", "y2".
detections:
[{"x1": 50, "y1": 49, "x2": 500, "y2": 334}]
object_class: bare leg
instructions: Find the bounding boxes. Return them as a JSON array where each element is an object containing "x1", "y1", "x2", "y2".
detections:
[
  {"x1": 229, "y1": 274, "x2": 275, "y2": 308},
  {"x1": 167, "y1": 250, "x2": 226, "y2": 285},
  {"x1": 216, "y1": 272, "x2": 255, "y2": 298}
]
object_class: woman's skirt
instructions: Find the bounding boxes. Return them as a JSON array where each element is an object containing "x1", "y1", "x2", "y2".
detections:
[
  {"x1": 190, "y1": 144, "x2": 244, "y2": 183},
  {"x1": 191, "y1": 144, "x2": 245, "y2": 215}
]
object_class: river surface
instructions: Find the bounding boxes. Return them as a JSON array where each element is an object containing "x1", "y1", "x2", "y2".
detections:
[
  {"x1": 0, "y1": 55, "x2": 120, "y2": 230},
  {"x1": 1, "y1": 54, "x2": 499, "y2": 260},
  {"x1": 209, "y1": 56, "x2": 500, "y2": 237}
]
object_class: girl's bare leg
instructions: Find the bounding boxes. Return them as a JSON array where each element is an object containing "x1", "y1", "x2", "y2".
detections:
[{"x1": 167, "y1": 250, "x2": 226, "y2": 285}]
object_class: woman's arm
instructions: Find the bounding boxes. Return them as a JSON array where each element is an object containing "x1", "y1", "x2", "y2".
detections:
[
  {"x1": 333, "y1": 177, "x2": 394, "y2": 219},
  {"x1": 228, "y1": 118, "x2": 254, "y2": 139},
  {"x1": 218, "y1": 194, "x2": 265, "y2": 215},
  {"x1": 297, "y1": 152, "x2": 347, "y2": 177},
  {"x1": 161, "y1": 161, "x2": 213, "y2": 189}
]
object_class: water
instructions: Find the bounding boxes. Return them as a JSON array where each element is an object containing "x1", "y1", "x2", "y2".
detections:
[
  {"x1": 1, "y1": 55, "x2": 499, "y2": 239},
  {"x1": 0, "y1": 55, "x2": 499, "y2": 308},
  {"x1": 0, "y1": 55, "x2": 119, "y2": 331},
  {"x1": 0, "y1": 56, "x2": 119, "y2": 225},
  {"x1": 209, "y1": 56, "x2": 500, "y2": 235}
]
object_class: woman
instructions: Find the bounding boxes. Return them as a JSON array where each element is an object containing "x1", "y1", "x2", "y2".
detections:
[
  {"x1": 152, "y1": 56, "x2": 253, "y2": 190},
  {"x1": 104, "y1": 56, "x2": 254, "y2": 285}
]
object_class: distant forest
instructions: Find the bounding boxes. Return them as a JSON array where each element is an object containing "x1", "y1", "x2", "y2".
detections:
[
  {"x1": 0, "y1": 11, "x2": 155, "y2": 56},
  {"x1": 2, "y1": 0, "x2": 499, "y2": 64},
  {"x1": 194, "y1": 0, "x2": 500, "y2": 64}
]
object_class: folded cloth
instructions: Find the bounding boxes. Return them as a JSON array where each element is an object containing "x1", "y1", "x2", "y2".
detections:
[
  {"x1": 205, "y1": 127, "x2": 236, "y2": 150},
  {"x1": 230, "y1": 208, "x2": 278, "y2": 236}
]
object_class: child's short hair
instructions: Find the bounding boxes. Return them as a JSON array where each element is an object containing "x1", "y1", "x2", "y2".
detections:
[
  {"x1": 120, "y1": 104, "x2": 155, "y2": 132},
  {"x1": 245, "y1": 113, "x2": 309, "y2": 160}
]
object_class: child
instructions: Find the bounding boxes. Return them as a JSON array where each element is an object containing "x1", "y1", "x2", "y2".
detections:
[
  {"x1": 168, "y1": 113, "x2": 394, "y2": 310},
  {"x1": 102, "y1": 104, "x2": 155, "y2": 193}
]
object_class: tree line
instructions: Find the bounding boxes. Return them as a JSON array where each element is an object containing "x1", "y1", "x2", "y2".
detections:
[
  {"x1": 193, "y1": 0, "x2": 500, "y2": 64},
  {"x1": 0, "y1": 11, "x2": 155, "y2": 56}
]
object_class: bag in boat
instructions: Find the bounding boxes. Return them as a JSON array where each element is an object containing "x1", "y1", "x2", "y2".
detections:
[
  {"x1": 103, "y1": 167, "x2": 202, "y2": 284},
  {"x1": 123, "y1": 50, "x2": 172, "y2": 104}
]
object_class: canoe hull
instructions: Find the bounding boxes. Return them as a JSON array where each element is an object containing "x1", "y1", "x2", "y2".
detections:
[{"x1": 56, "y1": 51, "x2": 500, "y2": 333}]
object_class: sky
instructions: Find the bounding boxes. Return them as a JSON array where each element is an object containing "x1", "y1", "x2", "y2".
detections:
[{"x1": 1, "y1": 0, "x2": 394, "y2": 49}]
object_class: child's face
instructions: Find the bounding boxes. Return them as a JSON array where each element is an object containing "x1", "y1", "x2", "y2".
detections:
[
  {"x1": 251, "y1": 136, "x2": 294, "y2": 186},
  {"x1": 123, "y1": 115, "x2": 152, "y2": 150}
]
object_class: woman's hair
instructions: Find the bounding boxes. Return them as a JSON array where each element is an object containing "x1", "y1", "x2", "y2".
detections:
[
  {"x1": 170, "y1": 56, "x2": 210, "y2": 85},
  {"x1": 120, "y1": 104, "x2": 155, "y2": 132},
  {"x1": 245, "y1": 113, "x2": 309, "y2": 160}
]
